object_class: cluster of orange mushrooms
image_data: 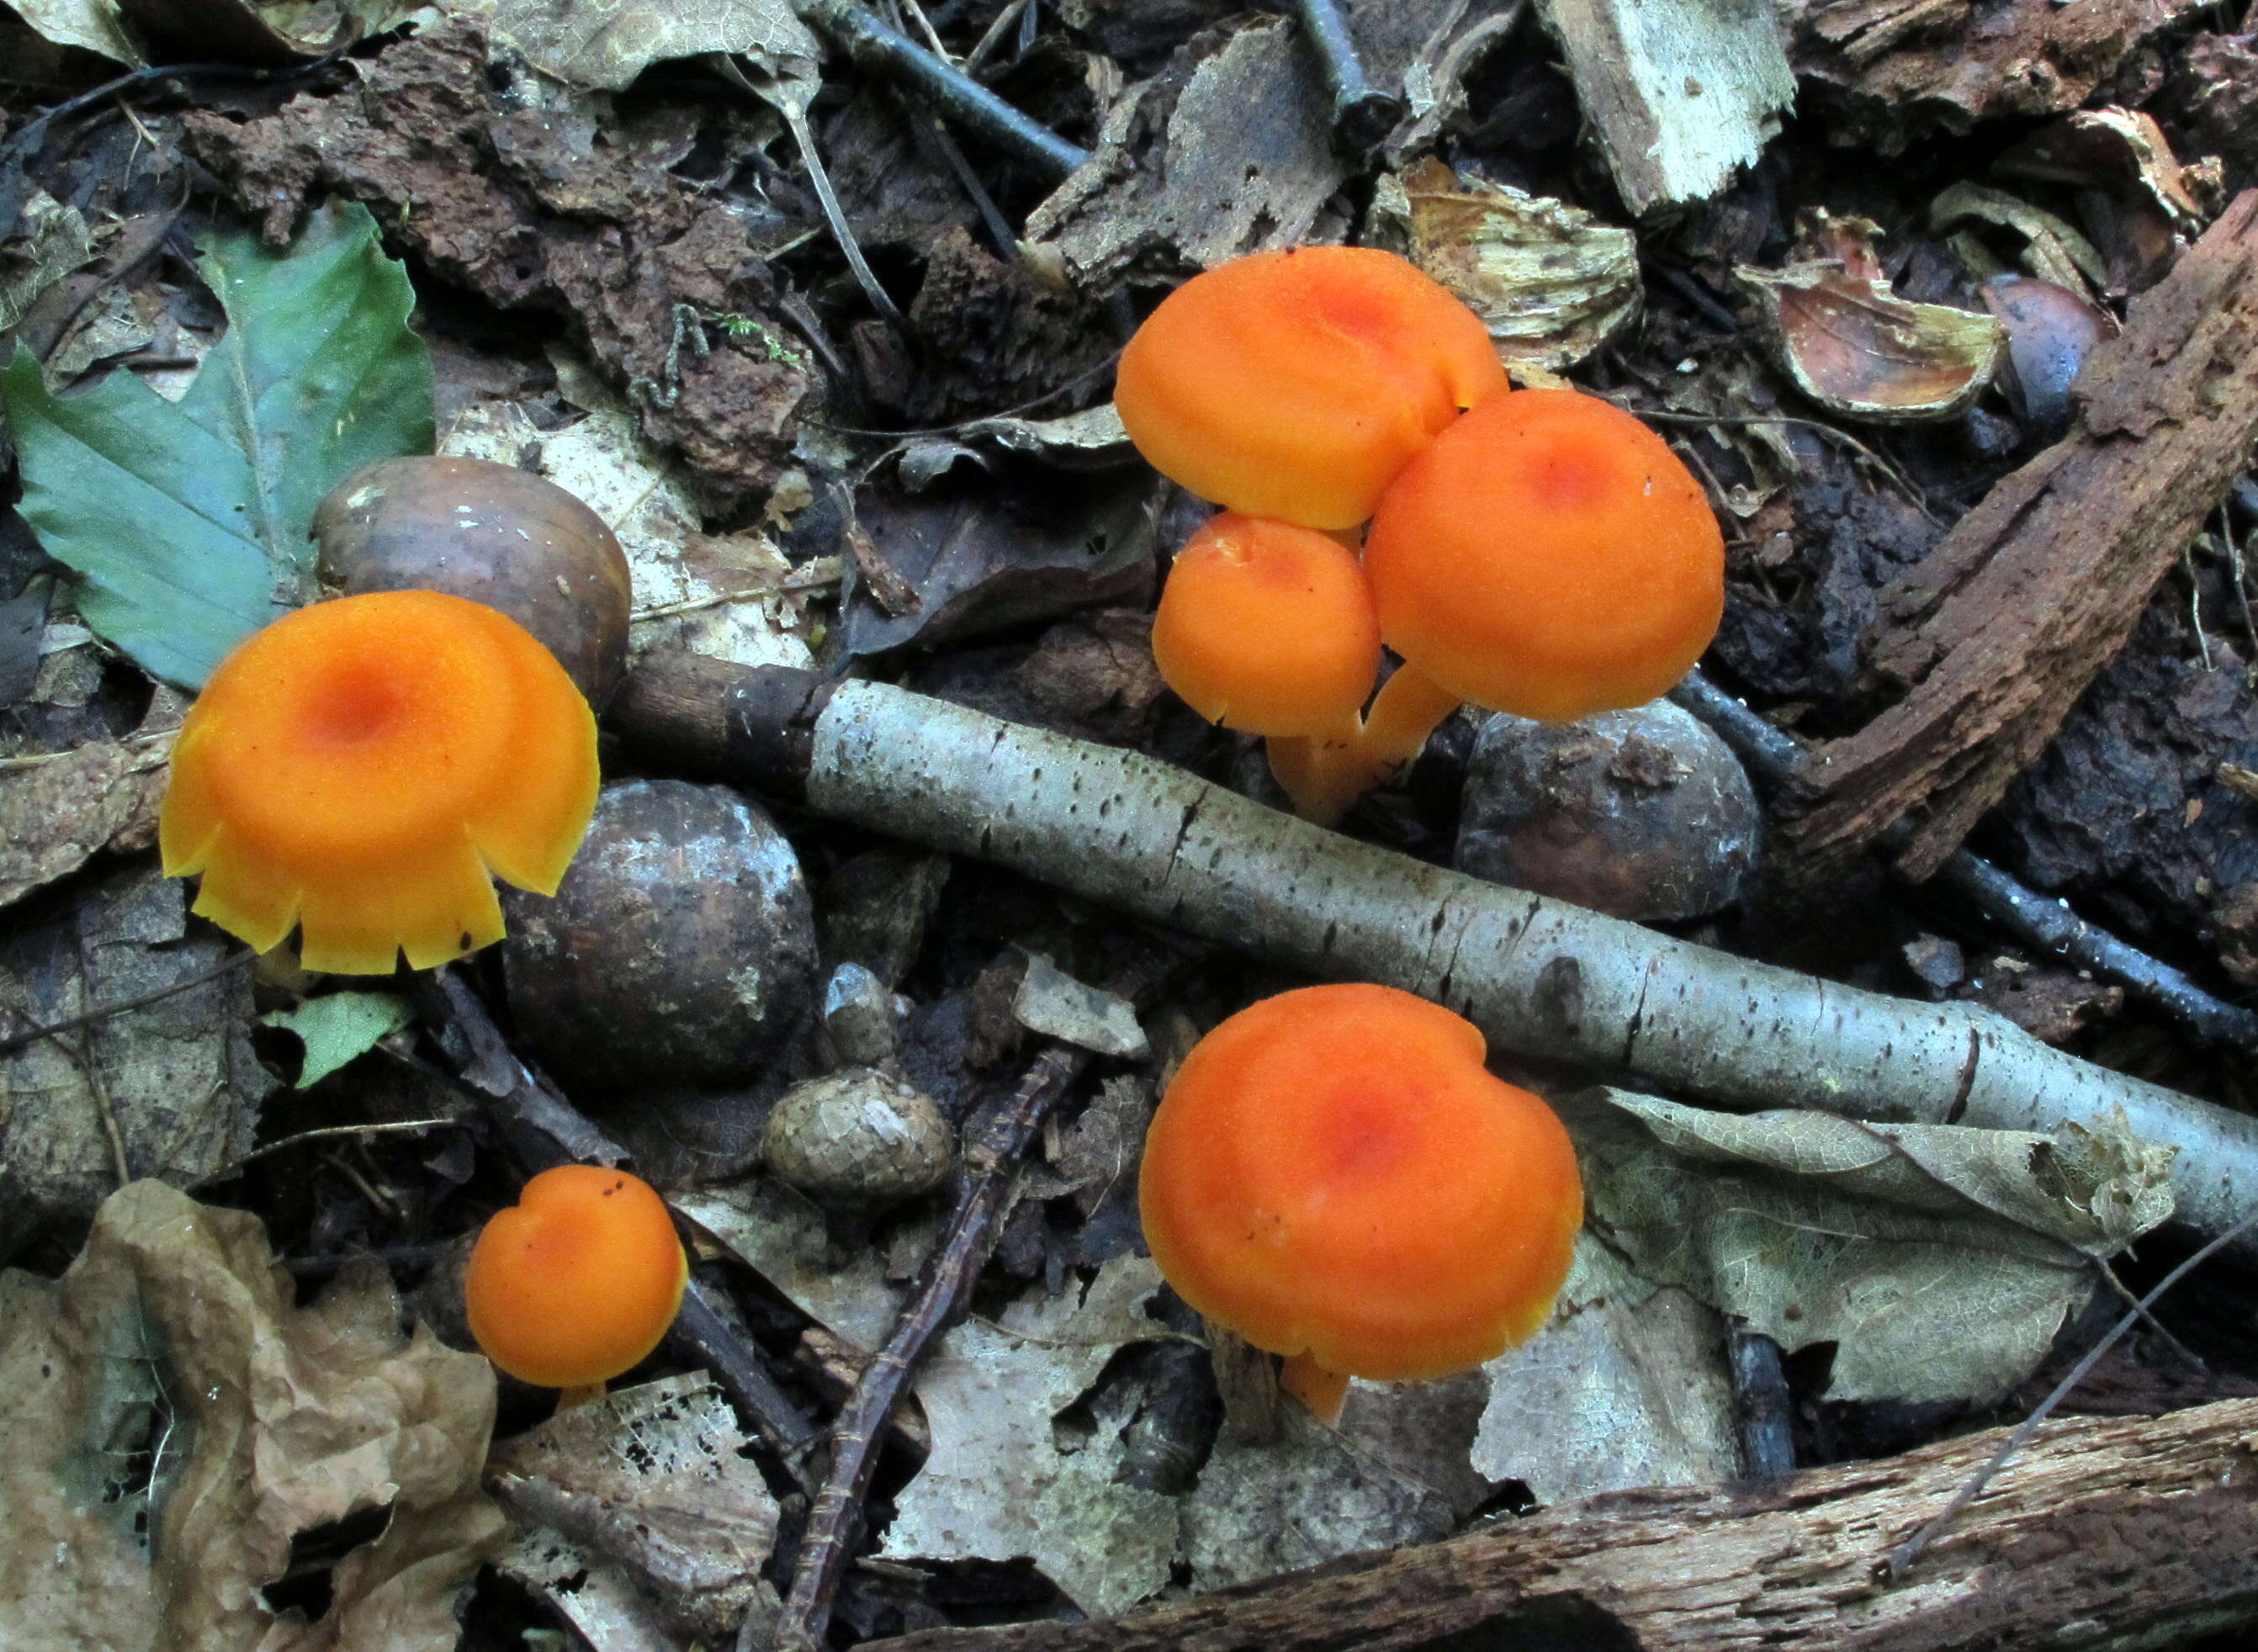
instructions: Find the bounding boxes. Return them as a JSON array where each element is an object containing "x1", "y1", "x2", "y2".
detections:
[
  {"x1": 1126, "y1": 246, "x2": 1729, "y2": 1417},
  {"x1": 148, "y1": 246, "x2": 1703, "y2": 1416},
  {"x1": 1120, "y1": 245, "x2": 1726, "y2": 823}
]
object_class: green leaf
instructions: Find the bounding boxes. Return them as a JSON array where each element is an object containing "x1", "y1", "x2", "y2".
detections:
[
  {"x1": 262, "y1": 989, "x2": 416, "y2": 1088},
  {"x1": 2, "y1": 200, "x2": 435, "y2": 689}
]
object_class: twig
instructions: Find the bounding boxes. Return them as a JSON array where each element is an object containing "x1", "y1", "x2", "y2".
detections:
[
  {"x1": 611, "y1": 658, "x2": 2258, "y2": 1262},
  {"x1": 231, "y1": 1117, "x2": 459, "y2": 1167},
  {"x1": 1670, "y1": 668, "x2": 2258, "y2": 1050},
  {"x1": 1293, "y1": 0, "x2": 1401, "y2": 156},
  {"x1": 1884, "y1": 1207, "x2": 2258, "y2": 1578},
  {"x1": 0, "y1": 727, "x2": 175, "y2": 771},
  {"x1": 962, "y1": 0, "x2": 1032, "y2": 73},
  {"x1": 764, "y1": 1043, "x2": 1090, "y2": 1652},
  {"x1": 672, "y1": 1276, "x2": 821, "y2": 1479},
  {"x1": 629, "y1": 562, "x2": 841, "y2": 622},
  {"x1": 794, "y1": 0, "x2": 1089, "y2": 180},
  {"x1": 0, "y1": 954, "x2": 252, "y2": 1057},
  {"x1": 1726, "y1": 1324, "x2": 1795, "y2": 1480}
]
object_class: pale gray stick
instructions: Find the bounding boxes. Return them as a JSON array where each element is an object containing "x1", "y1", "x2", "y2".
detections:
[{"x1": 797, "y1": 679, "x2": 2258, "y2": 1260}]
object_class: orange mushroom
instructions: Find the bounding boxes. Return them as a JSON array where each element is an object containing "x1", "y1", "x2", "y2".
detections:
[
  {"x1": 1285, "y1": 389, "x2": 1725, "y2": 822},
  {"x1": 1139, "y1": 983, "x2": 1582, "y2": 1425},
  {"x1": 464, "y1": 1164, "x2": 689, "y2": 1395},
  {"x1": 1116, "y1": 246, "x2": 1508, "y2": 530},
  {"x1": 159, "y1": 589, "x2": 600, "y2": 975},
  {"x1": 1150, "y1": 512, "x2": 1381, "y2": 817}
]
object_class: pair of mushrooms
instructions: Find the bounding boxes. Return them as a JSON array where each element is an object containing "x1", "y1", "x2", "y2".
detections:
[
  {"x1": 156, "y1": 461, "x2": 672, "y2": 1395},
  {"x1": 1121, "y1": 246, "x2": 1725, "y2": 822}
]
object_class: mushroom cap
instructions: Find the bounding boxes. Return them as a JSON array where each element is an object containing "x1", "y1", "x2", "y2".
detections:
[
  {"x1": 1150, "y1": 513, "x2": 1381, "y2": 735},
  {"x1": 1139, "y1": 983, "x2": 1582, "y2": 1383},
  {"x1": 1116, "y1": 246, "x2": 1508, "y2": 531},
  {"x1": 1364, "y1": 389, "x2": 1725, "y2": 723},
  {"x1": 159, "y1": 589, "x2": 599, "y2": 974},
  {"x1": 464, "y1": 1164, "x2": 689, "y2": 1390}
]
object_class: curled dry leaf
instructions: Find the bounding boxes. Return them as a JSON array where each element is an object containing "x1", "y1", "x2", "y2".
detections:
[
  {"x1": 1931, "y1": 180, "x2": 2111, "y2": 297},
  {"x1": 1996, "y1": 108, "x2": 2207, "y2": 292},
  {"x1": 1368, "y1": 158, "x2": 1641, "y2": 370},
  {"x1": 1736, "y1": 257, "x2": 2004, "y2": 423},
  {"x1": 1566, "y1": 1088, "x2": 2176, "y2": 1404},
  {"x1": 0, "y1": 1181, "x2": 501, "y2": 1651}
]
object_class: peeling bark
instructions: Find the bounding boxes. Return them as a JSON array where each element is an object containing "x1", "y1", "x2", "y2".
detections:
[
  {"x1": 1788, "y1": 190, "x2": 2258, "y2": 880},
  {"x1": 856, "y1": 1396, "x2": 2258, "y2": 1652}
]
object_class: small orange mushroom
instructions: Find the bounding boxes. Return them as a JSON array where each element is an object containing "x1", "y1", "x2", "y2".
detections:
[
  {"x1": 1284, "y1": 389, "x2": 1725, "y2": 822},
  {"x1": 1116, "y1": 246, "x2": 1508, "y2": 531},
  {"x1": 159, "y1": 589, "x2": 600, "y2": 975},
  {"x1": 464, "y1": 1164, "x2": 689, "y2": 1394},
  {"x1": 1139, "y1": 983, "x2": 1582, "y2": 1425},
  {"x1": 1150, "y1": 512, "x2": 1381, "y2": 817}
]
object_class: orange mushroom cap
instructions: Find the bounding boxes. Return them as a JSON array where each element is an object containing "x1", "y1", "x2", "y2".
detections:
[
  {"x1": 1139, "y1": 983, "x2": 1582, "y2": 1385},
  {"x1": 464, "y1": 1165, "x2": 689, "y2": 1390},
  {"x1": 1364, "y1": 389, "x2": 1725, "y2": 723},
  {"x1": 159, "y1": 589, "x2": 599, "y2": 975},
  {"x1": 1116, "y1": 247, "x2": 1509, "y2": 531},
  {"x1": 1151, "y1": 513, "x2": 1381, "y2": 736}
]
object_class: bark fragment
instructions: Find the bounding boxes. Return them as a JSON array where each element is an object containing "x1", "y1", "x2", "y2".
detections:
[{"x1": 1788, "y1": 190, "x2": 2258, "y2": 879}]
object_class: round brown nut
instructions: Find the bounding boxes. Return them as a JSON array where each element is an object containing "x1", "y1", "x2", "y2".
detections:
[
  {"x1": 1455, "y1": 700, "x2": 1761, "y2": 922},
  {"x1": 503, "y1": 780, "x2": 819, "y2": 1093},
  {"x1": 314, "y1": 455, "x2": 633, "y2": 707},
  {"x1": 763, "y1": 1068, "x2": 956, "y2": 1207}
]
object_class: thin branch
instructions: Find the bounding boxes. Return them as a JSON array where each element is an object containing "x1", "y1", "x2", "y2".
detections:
[
  {"x1": 1670, "y1": 668, "x2": 2258, "y2": 1050},
  {"x1": 764, "y1": 1043, "x2": 1090, "y2": 1652},
  {"x1": 0, "y1": 955, "x2": 252, "y2": 1057}
]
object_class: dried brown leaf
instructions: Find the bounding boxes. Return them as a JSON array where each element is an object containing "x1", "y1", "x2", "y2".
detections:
[
  {"x1": 1370, "y1": 159, "x2": 1640, "y2": 370},
  {"x1": 0, "y1": 1181, "x2": 501, "y2": 1651},
  {"x1": 1736, "y1": 262, "x2": 2003, "y2": 423}
]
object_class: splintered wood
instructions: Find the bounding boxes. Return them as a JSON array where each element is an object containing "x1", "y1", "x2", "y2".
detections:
[
  {"x1": 1789, "y1": 190, "x2": 2258, "y2": 880},
  {"x1": 857, "y1": 1396, "x2": 2258, "y2": 1652}
]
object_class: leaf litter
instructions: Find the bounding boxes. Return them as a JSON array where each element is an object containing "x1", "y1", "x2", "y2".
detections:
[{"x1": 0, "y1": 0, "x2": 2255, "y2": 1641}]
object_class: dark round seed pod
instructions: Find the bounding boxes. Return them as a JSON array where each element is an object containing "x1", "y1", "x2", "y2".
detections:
[
  {"x1": 503, "y1": 780, "x2": 818, "y2": 1093},
  {"x1": 1455, "y1": 701, "x2": 1762, "y2": 922},
  {"x1": 313, "y1": 455, "x2": 633, "y2": 707}
]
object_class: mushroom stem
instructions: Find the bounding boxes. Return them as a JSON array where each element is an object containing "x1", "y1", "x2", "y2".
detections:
[
  {"x1": 555, "y1": 1381, "x2": 608, "y2": 1412},
  {"x1": 1280, "y1": 1353, "x2": 1350, "y2": 1427},
  {"x1": 1264, "y1": 712, "x2": 1373, "y2": 824},
  {"x1": 1359, "y1": 659, "x2": 1466, "y2": 774},
  {"x1": 1267, "y1": 663, "x2": 1463, "y2": 825}
]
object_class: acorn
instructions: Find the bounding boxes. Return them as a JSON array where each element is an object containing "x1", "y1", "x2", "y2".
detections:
[{"x1": 313, "y1": 456, "x2": 633, "y2": 707}]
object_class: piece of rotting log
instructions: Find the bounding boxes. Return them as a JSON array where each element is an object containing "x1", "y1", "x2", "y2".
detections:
[
  {"x1": 1790, "y1": 191, "x2": 2258, "y2": 879},
  {"x1": 850, "y1": 1395, "x2": 2258, "y2": 1652},
  {"x1": 612, "y1": 656, "x2": 2258, "y2": 1263}
]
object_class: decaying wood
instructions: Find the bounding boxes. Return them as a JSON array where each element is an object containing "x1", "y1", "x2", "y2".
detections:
[
  {"x1": 1786, "y1": 0, "x2": 2205, "y2": 151},
  {"x1": 1788, "y1": 190, "x2": 2258, "y2": 881},
  {"x1": 612, "y1": 656, "x2": 2258, "y2": 1262},
  {"x1": 859, "y1": 1396, "x2": 2258, "y2": 1652},
  {"x1": 1534, "y1": 0, "x2": 1794, "y2": 215}
]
